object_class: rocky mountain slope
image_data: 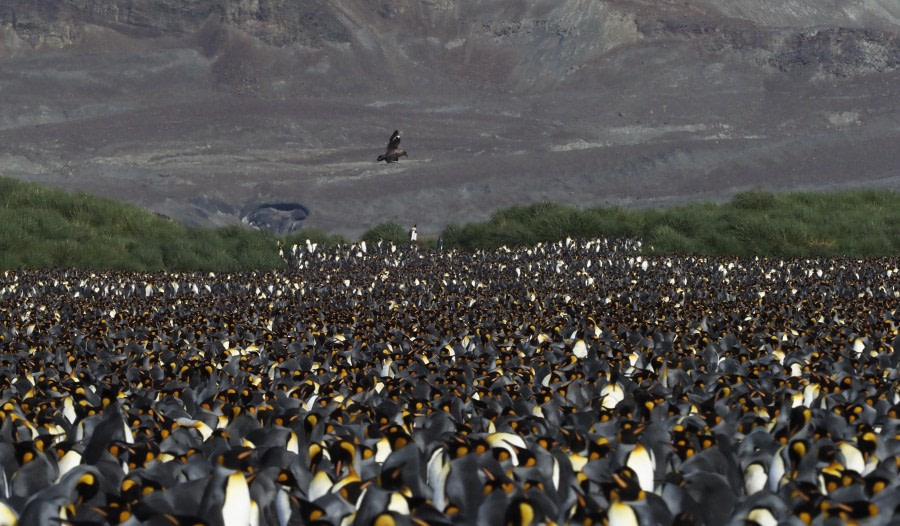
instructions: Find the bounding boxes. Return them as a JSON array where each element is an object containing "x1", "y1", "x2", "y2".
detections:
[{"x1": 1, "y1": 0, "x2": 898, "y2": 237}]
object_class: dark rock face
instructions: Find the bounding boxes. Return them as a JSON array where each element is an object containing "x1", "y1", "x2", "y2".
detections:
[
  {"x1": 636, "y1": 15, "x2": 900, "y2": 78},
  {"x1": 241, "y1": 202, "x2": 310, "y2": 234},
  {"x1": 0, "y1": 0, "x2": 350, "y2": 46},
  {"x1": 768, "y1": 28, "x2": 900, "y2": 76}
]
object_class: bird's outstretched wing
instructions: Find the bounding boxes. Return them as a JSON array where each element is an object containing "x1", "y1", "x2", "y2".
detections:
[{"x1": 387, "y1": 130, "x2": 401, "y2": 151}]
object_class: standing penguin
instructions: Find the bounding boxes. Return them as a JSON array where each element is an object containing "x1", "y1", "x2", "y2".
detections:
[{"x1": 199, "y1": 468, "x2": 255, "y2": 526}]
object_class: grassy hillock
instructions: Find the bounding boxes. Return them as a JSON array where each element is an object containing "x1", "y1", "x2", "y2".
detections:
[
  {"x1": 2, "y1": 175, "x2": 899, "y2": 270},
  {"x1": 440, "y1": 189, "x2": 900, "y2": 257},
  {"x1": 0, "y1": 177, "x2": 343, "y2": 271}
]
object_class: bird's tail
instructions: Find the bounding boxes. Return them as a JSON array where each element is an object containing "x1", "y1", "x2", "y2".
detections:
[{"x1": 377, "y1": 155, "x2": 386, "y2": 162}]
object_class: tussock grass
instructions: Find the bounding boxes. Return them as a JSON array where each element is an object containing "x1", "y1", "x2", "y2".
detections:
[
  {"x1": 439, "y1": 189, "x2": 900, "y2": 257},
  {"x1": 1, "y1": 174, "x2": 898, "y2": 270},
  {"x1": 361, "y1": 223, "x2": 409, "y2": 245},
  {"x1": 0, "y1": 177, "x2": 289, "y2": 271}
]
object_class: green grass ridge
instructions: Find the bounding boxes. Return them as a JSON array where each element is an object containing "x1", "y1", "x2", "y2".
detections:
[{"x1": 1, "y1": 176, "x2": 898, "y2": 270}]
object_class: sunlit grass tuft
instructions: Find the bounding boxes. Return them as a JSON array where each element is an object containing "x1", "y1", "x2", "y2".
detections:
[{"x1": 437, "y1": 190, "x2": 900, "y2": 257}]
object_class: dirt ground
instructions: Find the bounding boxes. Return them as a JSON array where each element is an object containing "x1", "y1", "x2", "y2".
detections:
[{"x1": 1, "y1": 2, "x2": 898, "y2": 238}]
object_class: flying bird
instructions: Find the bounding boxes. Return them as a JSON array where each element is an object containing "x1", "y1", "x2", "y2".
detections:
[{"x1": 377, "y1": 130, "x2": 407, "y2": 163}]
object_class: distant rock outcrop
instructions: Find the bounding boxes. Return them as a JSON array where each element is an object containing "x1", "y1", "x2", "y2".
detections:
[
  {"x1": 2, "y1": 0, "x2": 897, "y2": 82},
  {"x1": 240, "y1": 202, "x2": 310, "y2": 235},
  {"x1": 0, "y1": 0, "x2": 350, "y2": 47}
]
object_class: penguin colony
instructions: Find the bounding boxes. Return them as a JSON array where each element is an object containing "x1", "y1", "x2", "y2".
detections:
[{"x1": 0, "y1": 238, "x2": 898, "y2": 526}]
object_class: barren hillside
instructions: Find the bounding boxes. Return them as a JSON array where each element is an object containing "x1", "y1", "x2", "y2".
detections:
[{"x1": 1, "y1": 0, "x2": 898, "y2": 237}]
